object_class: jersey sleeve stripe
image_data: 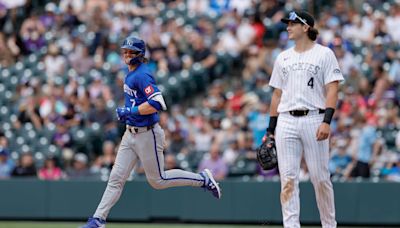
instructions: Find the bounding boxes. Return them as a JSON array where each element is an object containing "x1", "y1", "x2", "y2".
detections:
[{"x1": 147, "y1": 92, "x2": 161, "y2": 100}]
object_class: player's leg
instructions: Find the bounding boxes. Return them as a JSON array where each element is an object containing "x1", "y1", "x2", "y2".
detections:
[
  {"x1": 275, "y1": 113, "x2": 303, "y2": 228},
  {"x1": 300, "y1": 113, "x2": 336, "y2": 228},
  {"x1": 136, "y1": 124, "x2": 221, "y2": 198},
  {"x1": 92, "y1": 130, "x2": 139, "y2": 220}
]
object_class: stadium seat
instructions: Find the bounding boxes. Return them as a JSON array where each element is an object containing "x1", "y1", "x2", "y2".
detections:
[
  {"x1": 228, "y1": 158, "x2": 258, "y2": 177},
  {"x1": 177, "y1": 69, "x2": 197, "y2": 96},
  {"x1": 190, "y1": 63, "x2": 208, "y2": 92}
]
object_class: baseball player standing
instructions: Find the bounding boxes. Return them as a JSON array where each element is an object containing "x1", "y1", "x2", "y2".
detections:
[
  {"x1": 81, "y1": 36, "x2": 221, "y2": 228},
  {"x1": 265, "y1": 11, "x2": 344, "y2": 228}
]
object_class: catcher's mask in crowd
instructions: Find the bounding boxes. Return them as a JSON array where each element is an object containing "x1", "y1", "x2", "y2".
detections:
[
  {"x1": 121, "y1": 36, "x2": 146, "y2": 65},
  {"x1": 281, "y1": 11, "x2": 315, "y2": 27}
]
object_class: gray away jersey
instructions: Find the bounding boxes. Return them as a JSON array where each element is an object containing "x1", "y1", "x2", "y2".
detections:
[{"x1": 269, "y1": 43, "x2": 344, "y2": 113}]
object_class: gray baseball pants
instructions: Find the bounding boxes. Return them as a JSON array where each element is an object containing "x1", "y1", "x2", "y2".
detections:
[{"x1": 93, "y1": 124, "x2": 204, "y2": 220}]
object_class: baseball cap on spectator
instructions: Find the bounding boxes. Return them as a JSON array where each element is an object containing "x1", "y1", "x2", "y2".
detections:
[
  {"x1": 281, "y1": 11, "x2": 315, "y2": 27},
  {"x1": 74, "y1": 153, "x2": 88, "y2": 164}
]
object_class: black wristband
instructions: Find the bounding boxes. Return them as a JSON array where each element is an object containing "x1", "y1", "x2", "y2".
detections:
[
  {"x1": 323, "y1": 108, "x2": 335, "y2": 124},
  {"x1": 266, "y1": 116, "x2": 278, "y2": 134}
]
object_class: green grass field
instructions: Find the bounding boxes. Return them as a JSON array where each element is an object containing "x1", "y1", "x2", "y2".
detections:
[{"x1": 0, "y1": 222, "x2": 264, "y2": 228}]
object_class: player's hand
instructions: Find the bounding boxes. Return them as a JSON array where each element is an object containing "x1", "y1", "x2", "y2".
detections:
[
  {"x1": 316, "y1": 123, "x2": 330, "y2": 141},
  {"x1": 262, "y1": 133, "x2": 275, "y2": 147},
  {"x1": 116, "y1": 107, "x2": 130, "y2": 122}
]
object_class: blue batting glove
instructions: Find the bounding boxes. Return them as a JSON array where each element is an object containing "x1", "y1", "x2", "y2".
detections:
[
  {"x1": 116, "y1": 106, "x2": 139, "y2": 122},
  {"x1": 116, "y1": 107, "x2": 129, "y2": 122}
]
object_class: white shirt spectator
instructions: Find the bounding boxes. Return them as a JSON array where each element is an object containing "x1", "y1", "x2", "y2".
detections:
[{"x1": 385, "y1": 12, "x2": 400, "y2": 42}]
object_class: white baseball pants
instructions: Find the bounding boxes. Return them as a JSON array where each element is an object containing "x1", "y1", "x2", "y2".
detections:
[{"x1": 275, "y1": 111, "x2": 336, "y2": 228}]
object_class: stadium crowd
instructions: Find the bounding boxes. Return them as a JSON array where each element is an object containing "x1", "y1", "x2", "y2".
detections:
[{"x1": 0, "y1": 0, "x2": 399, "y2": 183}]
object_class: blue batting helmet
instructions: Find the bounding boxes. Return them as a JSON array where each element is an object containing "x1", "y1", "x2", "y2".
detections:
[{"x1": 121, "y1": 36, "x2": 146, "y2": 65}]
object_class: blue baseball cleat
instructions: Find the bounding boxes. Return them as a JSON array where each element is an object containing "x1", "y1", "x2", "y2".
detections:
[
  {"x1": 80, "y1": 217, "x2": 106, "y2": 228},
  {"x1": 200, "y1": 169, "x2": 222, "y2": 199}
]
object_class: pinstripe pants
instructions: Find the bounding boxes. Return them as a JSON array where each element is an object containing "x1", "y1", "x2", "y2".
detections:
[
  {"x1": 275, "y1": 111, "x2": 336, "y2": 228},
  {"x1": 93, "y1": 124, "x2": 204, "y2": 220}
]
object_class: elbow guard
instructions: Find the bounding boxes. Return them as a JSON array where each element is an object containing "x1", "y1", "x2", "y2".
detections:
[{"x1": 149, "y1": 94, "x2": 167, "y2": 111}]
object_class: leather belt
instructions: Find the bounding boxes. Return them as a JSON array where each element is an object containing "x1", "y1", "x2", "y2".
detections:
[
  {"x1": 289, "y1": 109, "x2": 325, "y2": 117},
  {"x1": 126, "y1": 125, "x2": 155, "y2": 134}
]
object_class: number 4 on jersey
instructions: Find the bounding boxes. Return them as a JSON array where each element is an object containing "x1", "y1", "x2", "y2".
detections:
[{"x1": 307, "y1": 77, "x2": 314, "y2": 89}]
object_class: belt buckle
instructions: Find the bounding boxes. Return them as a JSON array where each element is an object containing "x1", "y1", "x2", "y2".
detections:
[
  {"x1": 303, "y1": 110, "x2": 307, "y2": 115},
  {"x1": 128, "y1": 125, "x2": 154, "y2": 134}
]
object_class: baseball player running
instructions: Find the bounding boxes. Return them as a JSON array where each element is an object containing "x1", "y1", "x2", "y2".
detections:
[
  {"x1": 265, "y1": 11, "x2": 344, "y2": 228},
  {"x1": 81, "y1": 36, "x2": 221, "y2": 228}
]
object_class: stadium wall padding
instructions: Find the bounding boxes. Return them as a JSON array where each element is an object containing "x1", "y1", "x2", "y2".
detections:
[{"x1": 0, "y1": 179, "x2": 399, "y2": 225}]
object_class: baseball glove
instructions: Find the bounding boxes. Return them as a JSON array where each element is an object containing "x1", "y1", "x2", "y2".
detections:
[{"x1": 256, "y1": 135, "x2": 278, "y2": 170}]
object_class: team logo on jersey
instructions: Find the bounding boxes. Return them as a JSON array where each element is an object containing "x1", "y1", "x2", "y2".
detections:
[
  {"x1": 144, "y1": 85, "x2": 154, "y2": 95},
  {"x1": 282, "y1": 62, "x2": 320, "y2": 76},
  {"x1": 333, "y1": 68, "x2": 341, "y2": 74}
]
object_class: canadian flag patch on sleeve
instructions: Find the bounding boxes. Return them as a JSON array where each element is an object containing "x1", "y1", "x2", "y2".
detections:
[{"x1": 144, "y1": 85, "x2": 154, "y2": 95}]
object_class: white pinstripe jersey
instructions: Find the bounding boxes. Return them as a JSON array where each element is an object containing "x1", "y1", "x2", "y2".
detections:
[{"x1": 269, "y1": 43, "x2": 344, "y2": 113}]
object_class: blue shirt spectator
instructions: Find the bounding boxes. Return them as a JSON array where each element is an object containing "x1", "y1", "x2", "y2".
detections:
[
  {"x1": 357, "y1": 124, "x2": 377, "y2": 163},
  {"x1": 0, "y1": 148, "x2": 14, "y2": 179}
]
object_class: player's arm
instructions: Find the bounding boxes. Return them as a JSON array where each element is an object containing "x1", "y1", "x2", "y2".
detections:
[
  {"x1": 136, "y1": 102, "x2": 158, "y2": 115},
  {"x1": 138, "y1": 93, "x2": 167, "y2": 115},
  {"x1": 316, "y1": 81, "x2": 339, "y2": 140},
  {"x1": 265, "y1": 88, "x2": 281, "y2": 138},
  {"x1": 324, "y1": 81, "x2": 339, "y2": 112},
  {"x1": 269, "y1": 88, "x2": 281, "y2": 117},
  {"x1": 119, "y1": 93, "x2": 167, "y2": 116}
]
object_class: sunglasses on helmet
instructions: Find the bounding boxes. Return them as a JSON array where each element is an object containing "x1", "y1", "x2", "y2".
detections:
[{"x1": 289, "y1": 11, "x2": 310, "y2": 27}]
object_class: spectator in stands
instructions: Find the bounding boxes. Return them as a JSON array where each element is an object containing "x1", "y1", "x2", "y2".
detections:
[
  {"x1": 11, "y1": 152, "x2": 36, "y2": 177},
  {"x1": 0, "y1": 148, "x2": 14, "y2": 179},
  {"x1": 247, "y1": 101, "x2": 270, "y2": 147},
  {"x1": 0, "y1": 32, "x2": 14, "y2": 67},
  {"x1": 19, "y1": 11, "x2": 46, "y2": 53},
  {"x1": 349, "y1": 118, "x2": 381, "y2": 179},
  {"x1": 164, "y1": 42, "x2": 183, "y2": 73},
  {"x1": 167, "y1": 127, "x2": 189, "y2": 156},
  {"x1": 0, "y1": 132, "x2": 8, "y2": 148},
  {"x1": 222, "y1": 139, "x2": 240, "y2": 166},
  {"x1": 69, "y1": 46, "x2": 95, "y2": 75},
  {"x1": 43, "y1": 43, "x2": 66, "y2": 83},
  {"x1": 90, "y1": 141, "x2": 116, "y2": 174},
  {"x1": 87, "y1": 96, "x2": 117, "y2": 142},
  {"x1": 189, "y1": 32, "x2": 216, "y2": 70},
  {"x1": 198, "y1": 142, "x2": 228, "y2": 180},
  {"x1": 329, "y1": 140, "x2": 353, "y2": 178},
  {"x1": 65, "y1": 153, "x2": 92, "y2": 179},
  {"x1": 52, "y1": 117, "x2": 73, "y2": 149},
  {"x1": 13, "y1": 96, "x2": 43, "y2": 130},
  {"x1": 202, "y1": 81, "x2": 226, "y2": 115},
  {"x1": 38, "y1": 156, "x2": 63, "y2": 180},
  {"x1": 381, "y1": 158, "x2": 400, "y2": 182},
  {"x1": 40, "y1": 2, "x2": 57, "y2": 29},
  {"x1": 191, "y1": 120, "x2": 214, "y2": 154},
  {"x1": 88, "y1": 73, "x2": 113, "y2": 102}
]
